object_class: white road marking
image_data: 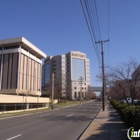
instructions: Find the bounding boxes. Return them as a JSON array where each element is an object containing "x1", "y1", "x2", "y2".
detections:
[
  {"x1": 67, "y1": 114, "x2": 73, "y2": 117},
  {"x1": 0, "y1": 113, "x2": 33, "y2": 120},
  {"x1": 39, "y1": 114, "x2": 50, "y2": 117},
  {"x1": 7, "y1": 134, "x2": 22, "y2": 140}
]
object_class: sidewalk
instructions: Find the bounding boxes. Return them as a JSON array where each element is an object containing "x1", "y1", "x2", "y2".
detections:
[{"x1": 79, "y1": 103, "x2": 128, "y2": 140}]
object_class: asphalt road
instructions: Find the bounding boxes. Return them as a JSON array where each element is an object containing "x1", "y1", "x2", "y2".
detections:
[{"x1": 0, "y1": 101, "x2": 102, "y2": 140}]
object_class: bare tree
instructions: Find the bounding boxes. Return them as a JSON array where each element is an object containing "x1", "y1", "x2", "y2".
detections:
[
  {"x1": 90, "y1": 92, "x2": 96, "y2": 99},
  {"x1": 86, "y1": 86, "x2": 91, "y2": 101},
  {"x1": 97, "y1": 58, "x2": 140, "y2": 105},
  {"x1": 54, "y1": 73, "x2": 66, "y2": 103},
  {"x1": 86, "y1": 86, "x2": 96, "y2": 100}
]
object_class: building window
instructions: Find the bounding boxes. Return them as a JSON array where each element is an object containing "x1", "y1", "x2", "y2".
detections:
[
  {"x1": 78, "y1": 92, "x2": 80, "y2": 98},
  {"x1": 45, "y1": 62, "x2": 50, "y2": 84},
  {"x1": 74, "y1": 87, "x2": 77, "y2": 89},
  {"x1": 4, "y1": 45, "x2": 19, "y2": 50},
  {"x1": 72, "y1": 58, "x2": 85, "y2": 80},
  {"x1": 62, "y1": 65, "x2": 66, "y2": 68},
  {"x1": 74, "y1": 92, "x2": 77, "y2": 98},
  {"x1": 82, "y1": 92, "x2": 84, "y2": 98}
]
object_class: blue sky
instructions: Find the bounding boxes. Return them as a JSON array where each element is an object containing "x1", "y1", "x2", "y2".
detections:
[{"x1": 0, "y1": 0, "x2": 140, "y2": 86}]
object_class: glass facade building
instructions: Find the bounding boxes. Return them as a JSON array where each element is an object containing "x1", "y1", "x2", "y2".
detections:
[
  {"x1": 44, "y1": 63, "x2": 50, "y2": 84},
  {"x1": 42, "y1": 51, "x2": 90, "y2": 100},
  {"x1": 72, "y1": 58, "x2": 85, "y2": 80}
]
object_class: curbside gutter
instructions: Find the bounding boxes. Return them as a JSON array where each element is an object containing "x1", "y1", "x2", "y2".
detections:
[
  {"x1": 0, "y1": 101, "x2": 95, "y2": 119},
  {"x1": 77, "y1": 106, "x2": 103, "y2": 140},
  {"x1": 55, "y1": 100, "x2": 94, "y2": 110}
]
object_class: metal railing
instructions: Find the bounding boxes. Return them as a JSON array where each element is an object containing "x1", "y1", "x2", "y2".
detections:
[{"x1": 0, "y1": 103, "x2": 49, "y2": 113}]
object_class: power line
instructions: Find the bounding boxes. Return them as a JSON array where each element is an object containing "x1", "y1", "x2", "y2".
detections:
[
  {"x1": 108, "y1": 0, "x2": 110, "y2": 40},
  {"x1": 80, "y1": 0, "x2": 101, "y2": 65},
  {"x1": 84, "y1": 0, "x2": 96, "y2": 40},
  {"x1": 94, "y1": 0, "x2": 102, "y2": 41},
  {"x1": 108, "y1": 0, "x2": 110, "y2": 66},
  {"x1": 89, "y1": 0, "x2": 102, "y2": 53},
  {"x1": 80, "y1": 0, "x2": 110, "y2": 111},
  {"x1": 84, "y1": 0, "x2": 101, "y2": 65},
  {"x1": 80, "y1": 0, "x2": 110, "y2": 67},
  {"x1": 89, "y1": 0, "x2": 102, "y2": 59}
]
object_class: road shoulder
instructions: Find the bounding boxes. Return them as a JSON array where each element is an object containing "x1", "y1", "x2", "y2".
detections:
[{"x1": 79, "y1": 103, "x2": 128, "y2": 140}]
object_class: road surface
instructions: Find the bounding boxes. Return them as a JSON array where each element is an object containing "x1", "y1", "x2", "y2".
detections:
[{"x1": 0, "y1": 101, "x2": 102, "y2": 140}]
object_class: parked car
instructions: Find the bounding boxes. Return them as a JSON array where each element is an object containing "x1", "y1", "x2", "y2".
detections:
[{"x1": 124, "y1": 98, "x2": 138, "y2": 104}]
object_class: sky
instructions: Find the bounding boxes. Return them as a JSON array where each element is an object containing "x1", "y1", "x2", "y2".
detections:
[{"x1": 0, "y1": 0, "x2": 140, "y2": 87}]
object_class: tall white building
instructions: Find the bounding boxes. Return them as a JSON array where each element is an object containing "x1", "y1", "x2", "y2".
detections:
[
  {"x1": 0, "y1": 37, "x2": 46, "y2": 96},
  {"x1": 42, "y1": 51, "x2": 90, "y2": 100},
  {"x1": 0, "y1": 37, "x2": 49, "y2": 110}
]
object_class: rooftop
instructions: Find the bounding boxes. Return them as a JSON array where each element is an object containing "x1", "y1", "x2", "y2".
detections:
[{"x1": 0, "y1": 37, "x2": 46, "y2": 59}]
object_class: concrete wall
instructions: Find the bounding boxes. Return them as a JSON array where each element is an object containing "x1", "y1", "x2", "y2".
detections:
[
  {"x1": 49, "y1": 99, "x2": 58, "y2": 104},
  {"x1": 0, "y1": 94, "x2": 49, "y2": 103}
]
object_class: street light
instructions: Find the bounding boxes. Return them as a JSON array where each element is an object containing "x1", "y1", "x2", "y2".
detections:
[{"x1": 79, "y1": 76, "x2": 84, "y2": 103}]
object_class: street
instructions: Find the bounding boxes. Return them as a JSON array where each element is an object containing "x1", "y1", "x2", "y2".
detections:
[{"x1": 0, "y1": 101, "x2": 102, "y2": 140}]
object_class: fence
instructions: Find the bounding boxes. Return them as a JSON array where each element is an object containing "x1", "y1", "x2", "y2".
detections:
[{"x1": 0, "y1": 103, "x2": 49, "y2": 113}]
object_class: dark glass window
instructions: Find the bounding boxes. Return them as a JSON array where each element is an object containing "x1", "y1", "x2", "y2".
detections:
[
  {"x1": 74, "y1": 92, "x2": 77, "y2": 98},
  {"x1": 72, "y1": 58, "x2": 85, "y2": 80},
  {"x1": 45, "y1": 63, "x2": 50, "y2": 84},
  {"x1": 21, "y1": 46, "x2": 28, "y2": 52},
  {"x1": 4, "y1": 45, "x2": 19, "y2": 50}
]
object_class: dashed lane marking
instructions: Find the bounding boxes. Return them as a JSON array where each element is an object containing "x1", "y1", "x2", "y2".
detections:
[
  {"x1": 67, "y1": 114, "x2": 73, "y2": 117},
  {"x1": 6, "y1": 134, "x2": 22, "y2": 140}
]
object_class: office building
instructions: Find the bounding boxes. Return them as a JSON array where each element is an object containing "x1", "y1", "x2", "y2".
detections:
[
  {"x1": 0, "y1": 37, "x2": 46, "y2": 96},
  {"x1": 42, "y1": 51, "x2": 90, "y2": 100}
]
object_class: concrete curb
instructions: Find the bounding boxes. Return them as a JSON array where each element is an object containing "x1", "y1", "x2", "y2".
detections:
[
  {"x1": 77, "y1": 106, "x2": 102, "y2": 140},
  {"x1": 78, "y1": 103, "x2": 128, "y2": 140},
  {"x1": 55, "y1": 101, "x2": 93, "y2": 110},
  {"x1": 0, "y1": 107, "x2": 49, "y2": 114},
  {"x1": 0, "y1": 101, "x2": 95, "y2": 119}
]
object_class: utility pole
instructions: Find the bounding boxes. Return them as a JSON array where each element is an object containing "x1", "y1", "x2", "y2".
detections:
[
  {"x1": 79, "y1": 76, "x2": 84, "y2": 103},
  {"x1": 51, "y1": 73, "x2": 54, "y2": 110},
  {"x1": 96, "y1": 39, "x2": 109, "y2": 111}
]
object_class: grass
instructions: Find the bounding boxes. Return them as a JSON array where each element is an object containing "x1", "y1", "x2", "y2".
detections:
[
  {"x1": 0, "y1": 108, "x2": 51, "y2": 118},
  {"x1": 0, "y1": 101, "x2": 88, "y2": 118},
  {"x1": 55, "y1": 101, "x2": 83, "y2": 107}
]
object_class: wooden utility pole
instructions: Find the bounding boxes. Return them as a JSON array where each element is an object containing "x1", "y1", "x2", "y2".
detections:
[
  {"x1": 79, "y1": 76, "x2": 84, "y2": 103},
  {"x1": 51, "y1": 73, "x2": 54, "y2": 110},
  {"x1": 96, "y1": 39, "x2": 109, "y2": 111}
]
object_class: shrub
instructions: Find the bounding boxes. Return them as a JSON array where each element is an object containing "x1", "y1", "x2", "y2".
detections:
[{"x1": 110, "y1": 99, "x2": 140, "y2": 129}]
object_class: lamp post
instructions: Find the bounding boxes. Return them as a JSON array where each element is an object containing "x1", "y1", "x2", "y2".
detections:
[
  {"x1": 79, "y1": 76, "x2": 84, "y2": 103},
  {"x1": 51, "y1": 73, "x2": 54, "y2": 110}
]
